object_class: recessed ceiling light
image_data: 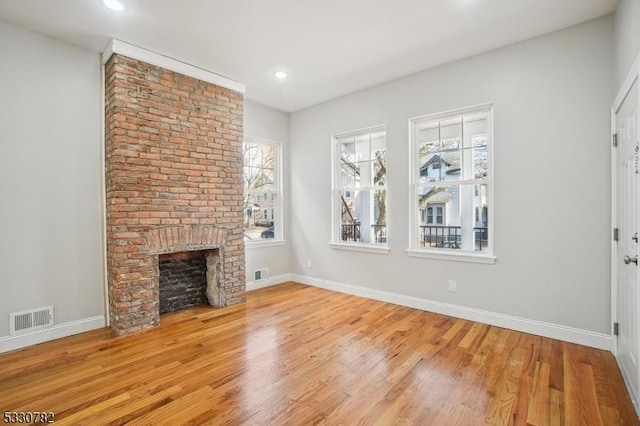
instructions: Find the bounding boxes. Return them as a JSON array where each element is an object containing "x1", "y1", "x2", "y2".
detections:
[
  {"x1": 103, "y1": 0, "x2": 125, "y2": 12},
  {"x1": 274, "y1": 71, "x2": 288, "y2": 80}
]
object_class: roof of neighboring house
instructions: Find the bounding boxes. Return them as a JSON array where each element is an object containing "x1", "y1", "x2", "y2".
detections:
[
  {"x1": 420, "y1": 154, "x2": 451, "y2": 171},
  {"x1": 419, "y1": 189, "x2": 452, "y2": 209}
]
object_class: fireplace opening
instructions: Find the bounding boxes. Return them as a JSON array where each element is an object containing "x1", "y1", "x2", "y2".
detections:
[{"x1": 159, "y1": 249, "x2": 220, "y2": 315}]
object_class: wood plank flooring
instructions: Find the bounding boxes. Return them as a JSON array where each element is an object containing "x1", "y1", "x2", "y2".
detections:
[{"x1": 0, "y1": 282, "x2": 637, "y2": 425}]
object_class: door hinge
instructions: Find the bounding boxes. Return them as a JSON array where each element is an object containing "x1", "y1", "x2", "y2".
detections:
[
  {"x1": 614, "y1": 228, "x2": 619, "y2": 241},
  {"x1": 614, "y1": 322, "x2": 619, "y2": 336},
  {"x1": 613, "y1": 133, "x2": 618, "y2": 147}
]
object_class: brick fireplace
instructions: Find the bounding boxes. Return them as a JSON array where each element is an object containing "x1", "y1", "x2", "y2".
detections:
[{"x1": 104, "y1": 53, "x2": 245, "y2": 336}]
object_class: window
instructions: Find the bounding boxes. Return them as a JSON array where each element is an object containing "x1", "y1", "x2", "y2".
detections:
[
  {"x1": 425, "y1": 204, "x2": 445, "y2": 225},
  {"x1": 331, "y1": 125, "x2": 388, "y2": 251},
  {"x1": 408, "y1": 105, "x2": 494, "y2": 262},
  {"x1": 243, "y1": 137, "x2": 282, "y2": 243}
]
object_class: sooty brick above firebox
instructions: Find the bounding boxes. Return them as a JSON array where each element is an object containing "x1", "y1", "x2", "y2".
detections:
[{"x1": 159, "y1": 251, "x2": 209, "y2": 314}]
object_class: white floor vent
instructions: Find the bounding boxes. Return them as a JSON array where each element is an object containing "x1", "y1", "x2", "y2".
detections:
[
  {"x1": 10, "y1": 306, "x2": 54, "y2": 335},
  {"x1": 254, "y1": 268, "x2": 269, "y2": 281}
]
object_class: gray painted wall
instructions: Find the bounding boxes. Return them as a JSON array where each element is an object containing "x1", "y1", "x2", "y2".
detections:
[
  {"x1": 243, "y1": 100, "x2": 291, "y2": 281},
  {"x1": 0, "y1": 22, "x2": 104, "y2": 336},
  {"x1": 0, "y1": 11, "x2": 623, "y2": 343},
  {"x1": 289, "y1": 16, "x2": 614, "y2": 334},
  {"x1": 615, "y1": 0, "x2": 640, "y2": 87}
]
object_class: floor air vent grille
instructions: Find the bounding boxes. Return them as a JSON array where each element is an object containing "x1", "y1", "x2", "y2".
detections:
[{"x1": 254, "y1": 268, "x2": 268, "y2": 281}]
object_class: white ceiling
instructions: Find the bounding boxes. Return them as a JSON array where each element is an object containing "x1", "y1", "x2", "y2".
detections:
[{"x1": 0, "y1": 0, "x2": 617, "y2": 112}]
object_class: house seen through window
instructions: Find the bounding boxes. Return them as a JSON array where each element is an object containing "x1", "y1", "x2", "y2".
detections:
[
  {"x1": 410, "y1": 105, "x2": 493, "y2": 257},
  {"x1": 243, "y1": 138, "x2": 282, "y2": 242},
  {"x1": 333, "y1": 126, "x2": 387, "y2": 246}
]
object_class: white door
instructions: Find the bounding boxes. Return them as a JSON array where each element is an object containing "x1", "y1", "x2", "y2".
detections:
[{"x1": 615, "y1": 77, "x2": 640, "y2": 404}]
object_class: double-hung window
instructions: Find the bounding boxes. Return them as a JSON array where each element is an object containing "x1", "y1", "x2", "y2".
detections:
[
  {"x1": 408, "y1": 105, "x2": 494, "y2": 262},
  {"x1": 243, "y1": 137, "x2": 283, "y2": 244},
  {"x1": 331, "y1": 125, "x2": 388, "y2": 252}
]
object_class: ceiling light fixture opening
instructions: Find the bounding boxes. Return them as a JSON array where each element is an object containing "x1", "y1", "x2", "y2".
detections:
[
  {"x1": 103, "y1": 0, "x2": 125, "y2": 12},
  {"x1": 274, "y1": 71, "x2": 288, "y2": 80}
]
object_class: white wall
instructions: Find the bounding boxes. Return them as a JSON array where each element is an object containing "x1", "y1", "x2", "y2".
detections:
[
  {"x1": 0, "y1": 23, "x2": 104, "y2": 338},
  {"x1": 289, "y1": 16, "x2": 614, "y2": 334},
  {"x1": 615, "y1": 0, "x2": 640, "y2": 87},
  {"x1": 243, "y1": 100, "x2": 291, "y2": 283}
]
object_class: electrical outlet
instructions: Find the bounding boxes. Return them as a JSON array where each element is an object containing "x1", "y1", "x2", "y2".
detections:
[
  {"x1": 448, "y1": 280, "x2": 457, "y2": 292},
  {"x1": 306, "y1": 259, "x2": 312, "y2": 269}
]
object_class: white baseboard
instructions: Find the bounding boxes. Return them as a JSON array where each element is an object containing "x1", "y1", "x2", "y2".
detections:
[
  {"x1": 615, "y1": 355, "x2": 640, "y2": 417},
  {"x1": 289, "y1": 274, "x2": 611, "y2": 351},
  {"x1": 246, "y1": 273, "x2": 296, "y2": 291},
  {"x1": 0, "y1": 278, "x2": 613, "y2": 354},
  {"x1": 0, "y1": 315, "x2": 106, "y2": 354}
]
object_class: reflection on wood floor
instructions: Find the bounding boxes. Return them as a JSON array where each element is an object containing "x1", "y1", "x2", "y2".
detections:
[{"x1": 0, "y1": 282, "x2": 637, "y2": 425}]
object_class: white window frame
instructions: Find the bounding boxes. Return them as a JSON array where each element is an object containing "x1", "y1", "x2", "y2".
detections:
[
  {"x1": 330, "y1": 124, "x2": 389, "y2": 254},
  {"x1": 243, "y1": 136, "x2": 285, "y2": 248},
  {"x1": 407, "y1": 104, "x2": 495, "y2": 264}
]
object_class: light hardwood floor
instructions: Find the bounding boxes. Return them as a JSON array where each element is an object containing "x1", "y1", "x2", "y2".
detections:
[{"x1": 0, "y1": 282, "x2": 637, "y2": 425}]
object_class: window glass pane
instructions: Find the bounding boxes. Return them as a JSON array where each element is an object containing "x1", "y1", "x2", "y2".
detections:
[
  {"x1": 352, "y1": 161, "x2": 365, "y2": 187},
  {"x1": 244, "y1": 142, "x2": 276, "y2": 191},
  {"x1": 354, "y1": 137, "x2": 370, "y2": 162},
  {"x1": 371, "y1": 133, "x2": 385, "y2": 157},
  {"x1": 418, "y1": 140, "x2": 441, "y2": 155},
  {"x1": 341, "y1": 162, "x2": 355, "y2": 188},
  {"x1": 254, "y1": 168, "x2": 274, "y2": 191},
  {"x1": 440, "y1": 117, "x2": 462, "y2": 144},
  {"x1": 373, "y1": 188, "x2": 386, "y2": 225},
  {"x1": 418, "y1": 185, "x2": 458, "y2": 223},
  {"x1": 418, "y1": 140, "x2": 461, "y2": 183},
  {"x1": 244, "y1": 166, "x2": 256, "y2": 191},
  {"x1": 340, "y1": 189, "x2": 357, "y2": 223},
  {"x1": 472, "y1": 184, "x2": 489, "y2": 252},
  {"x1": 341, "y1": 140, "x2": 355, "y2": 163},
  {"x1": 373, "y1": 150, "x2": 386, "y2": 187},
  {"x1": 462, "y1": 113, "x2": 488, "y2": 149},
  {"x1": 243, "y1": 143, "x2": 260, "y2": 167},
  {"x1": 416, "y1": 122, "x2": 440, "y2": 148},
  {"x1": 244, "y1": 192, "x2": 276, "y2": 241},
  {"x1": 340, "y1": 189, "x2": 359, "y2": 242},
  {"x1": 416, "y1": 183, "x2": 488, "y2": 251},
  {"x1": 472, "y1": 136, "x2": 488, "y2": 179},
  {"x1": 439, "y1": 146, "x2": 461, "y2": 180},
  {"x1": 339, "y1": 187, "x2": 387, "y2": 245},
  {"x1": 243, "y1": 140, "x2": 281, "y2": 243},
  {"x1": 261, "y1": 145, "x2": 275, "y2": 170}
]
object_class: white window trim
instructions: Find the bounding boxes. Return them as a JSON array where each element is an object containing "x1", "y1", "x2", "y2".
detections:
[
  {"x1": 405, "y1": 248, "x2": 495, "y2": 264},
  {"x1": 408, "y1": 103, "x2": 495, "y2": 263},
  {"x1": 330, "y1": 124, "x2": 389, "y2": 252},
  {"x1": 246, "y1": 240, "x2": 287, "y2": 249},
  {"x1": 244, "y1": 136, "x2": 285, "y2": 246},
  {"x1": 330, "y1": 242, "x2": 390, "y2": 254}
]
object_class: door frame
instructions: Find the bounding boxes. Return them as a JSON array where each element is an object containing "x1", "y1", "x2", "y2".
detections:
[{"x1": 611, "y1": 51, "x2": 640, "y2": 412}]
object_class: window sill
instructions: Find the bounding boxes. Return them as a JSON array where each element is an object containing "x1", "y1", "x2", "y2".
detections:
[
  {"x1": 245, "y1": 240, "x2": 287, "y2": 249},
  {"x1": 330, "y1": 242, "x2": 390, "y2": 254},
  {"x1": 405, "y1": 248, "x2": 496, "y2": 264}
]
